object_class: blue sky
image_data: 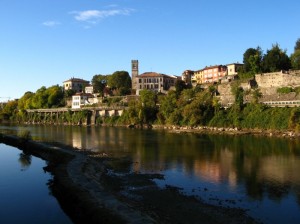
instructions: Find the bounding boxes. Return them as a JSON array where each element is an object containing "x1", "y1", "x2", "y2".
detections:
[{"x1": 1, "y1": 0, "x2": 300, "y2": 101}]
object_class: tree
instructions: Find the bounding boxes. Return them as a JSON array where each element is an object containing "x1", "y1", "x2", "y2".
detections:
[
  {"x1": 18, "y1": 91, "x2": 34, "y2": 110},
  {"x1": 158, "y1": 90, "x2": 178, "y2": 124},
  {"x1": 294, "y1": 38, "x2": 300, "y2": 52},
  {"x1": 242, "y1": 47, "x2": 263, "y2": 74},
  {"x1": 108, "y1": 71, "x2": 131, "y2": 96},
  {"x1": 175, "y1": 80, "x2": 190, "y2": 98},
  {"x1": 291, "y1": 38, "x2": 300, "y2": 70},
  {"x1": 290, "y1": 50, "x2": 300, "y2": 70},
  {"x1": 91, "y1": 74, "x2": 109, "y2": 96},
  {"x1": 0, "y1": 100, "x2": 18, "y2": 120},
  {"x1": 262, "y1": 44, "x2": 291, "y2": 72},
  {"x1": 139, "y1": 90, "x2": 158, "y2": 124}
]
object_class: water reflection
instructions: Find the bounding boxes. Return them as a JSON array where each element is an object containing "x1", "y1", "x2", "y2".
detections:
[
  {"x1": 18, "y1": 152, "x2": 32, "y2": 170},
  {"x1": 1, "y1": 125, "x2": 300, "y2": 223}
]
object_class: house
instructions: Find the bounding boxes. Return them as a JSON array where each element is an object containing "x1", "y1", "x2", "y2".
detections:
[
  {"x1": 72, "y1": 93, "x2": 95, "y2": 109},
  {"x1": 85, "y1": 85, "x2": 94, "y2": 94},
  {"x1": 182, "y1": 70, "x2": 195, "y2": 86},
  {"x1": 194, "y1": 69, "x2": 204, "y2": 84},
  {"x1": 227, "y1": 63, "x2": 243, "y2": 76},
  {"x1": 136, "y1": 72, "x2": 179, "y2": 95},
  {"x1": 63, "y1": 78, "x2": 90, "y2": 93}
]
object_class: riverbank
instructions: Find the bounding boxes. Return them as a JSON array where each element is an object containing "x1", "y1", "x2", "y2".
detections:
[
  {"x1": 152, "y1": 124, "x2": 300, "y2": 138},
  {"x1": 0, "y1": 133, "x2": 258, "y2": 224}
]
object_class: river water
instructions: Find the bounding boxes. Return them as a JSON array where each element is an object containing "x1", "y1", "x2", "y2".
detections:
[
  {"x1": 1, "y1": 124, "x2": 300, "y2": 224},
  {"x1": 0, "y1": 143, "x2": 72, "y2": 224}
]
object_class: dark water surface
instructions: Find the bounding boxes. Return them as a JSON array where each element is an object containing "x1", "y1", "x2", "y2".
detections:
[
  {"x1": 0, "y1": 143, "x2": 72, "y2": 224},
  {"x1": 1, "y1": 124, "x2": 300, "y2": 224}
]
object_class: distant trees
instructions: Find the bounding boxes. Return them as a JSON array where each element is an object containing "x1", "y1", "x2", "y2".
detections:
[
  {"x1": 239, "y1": 44, "x2": 292, "y2": 79},
  {"x1": 18, "y1": 85, "x2": 64, "y2": 110}
]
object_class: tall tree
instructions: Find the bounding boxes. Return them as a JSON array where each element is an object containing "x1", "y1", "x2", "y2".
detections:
[
  {"x1": 291, "y1": 38, "x2": 300, "y2": 70},
  {"x1": 242, "y1": 47, "x2": 263, "y2": 74},
  {"x1": 108, "y1": 71, "x2": 131, "y2": 96},
  {"x1": 262, "y1": 44, "x2": 291, "y2": 72},
  {"x1": 294, "y1": 38, "x2": 300, "y2": 52}
]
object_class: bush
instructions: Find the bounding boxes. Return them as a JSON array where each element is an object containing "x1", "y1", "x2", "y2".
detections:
[{"x1": 18, "y1": 130, "x2": 32, "y2": 143}]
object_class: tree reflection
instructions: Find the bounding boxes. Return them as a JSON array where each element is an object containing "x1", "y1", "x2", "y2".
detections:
[{"x1": 18, "y1": 152, "x2": 32, "y2": 170}]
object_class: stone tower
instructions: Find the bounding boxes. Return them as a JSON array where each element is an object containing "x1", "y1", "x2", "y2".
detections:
[{"x1": 131, "y1": 60, "x2": 139, "y2": 92}]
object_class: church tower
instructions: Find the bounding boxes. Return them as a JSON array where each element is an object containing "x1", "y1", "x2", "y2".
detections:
[{"x1": 131, "y1": 60, "x2": 139, "y2": 92}]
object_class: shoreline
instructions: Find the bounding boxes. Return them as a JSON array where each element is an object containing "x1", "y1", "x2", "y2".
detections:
[
  {"x1": 0, "y1": 133, "x2": 258, "y2": 224},
  {"x1": 152, "y1": 124, "x2": 300, "y2": 138}
]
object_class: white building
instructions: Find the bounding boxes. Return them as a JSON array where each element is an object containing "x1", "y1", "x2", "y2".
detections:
[{"x1": 72, "y1": 93, "x2": 95, "y2": 109}]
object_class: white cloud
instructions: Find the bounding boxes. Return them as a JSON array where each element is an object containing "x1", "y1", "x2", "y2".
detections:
[
  {"x1": 42, "y1": 21, "x2": 61, "y2": 27},
  {"x1": 71, "y1": 8, "x2": 134, "y2": 23}
]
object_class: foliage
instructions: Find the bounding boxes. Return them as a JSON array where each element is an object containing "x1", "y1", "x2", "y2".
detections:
[
  {"x1": 262, "y1": 44, "x2": 291, "y2": 72},
  {"x1": 242, "y1": 47, "x2": 263, "y2": 74},
  {"x1": 175, "y1": 80, "x2": 190, "y2": 97},
  {"x1": 18, "y1": 85, "x2": 64, "y2": 110},
  {"x1": 251, "y1": 88, "x2": 262, "y2": 104},
  {"x1": 277, "y1": 87, "x2": 294, "y2": 94},
  {"x1": 0, "y1": 100, "x2": 18, "y2": 120},
  {"x1": 18, "y1": 130, "x2": 32, "y2": 143},
  {"x1": 108, "y1": 71, "x2": 131, "y2": 96},
  {"x1": 290, "y1": 50, "x2": 300, "y2": 70},
  {"x1": 92, "y1": 74, "x2": 109, "y2": 96},
  {"x1": 294, "y1": 38, "x2": 300, "y2": 52}
]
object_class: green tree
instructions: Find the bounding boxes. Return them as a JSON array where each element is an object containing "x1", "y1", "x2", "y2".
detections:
[
  {"x1": 0, "y1": 100, "x2": 18, "y2": 120},
  {"x1": 175, "y1": 80, "x2": 189, "y2": 98},
  {"x1": 158, "y1": 90, "x2": 178, "y2": 124},
  {"x1": 262, "y1": 44, "x2": 291, "y2": 72},
  {"x1": 242, "y1": 47, "x2": 263, "y2": 74},
  {"x1": 108, "y1": 71, "x2": 131, "y2": 96},
  {"x1": 139, "y1": 90, "x2": 158, "y2": 124},
  {"x1": 18, "y1": 91, "x2": 34, "y2": 110},
  {"x1": 290, "y1": 50, "x2": 300, "y2": 70},
  {"x1": 251, "y1": 88, "x2": 262, "y2": 104},
  {"x1": 294, "y1": 38, "x2": 300, "y2": 51},
  {"x1": 291, "y1": 38, "x2": 300, "y2": 70},
  {"x1": 91, "y1": 74, "x2": 109, "y2": 96}
]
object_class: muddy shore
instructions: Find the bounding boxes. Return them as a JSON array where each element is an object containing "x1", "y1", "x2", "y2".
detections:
[{"x1": 0, "y1": 133, "x2": 258, "y2": 224}]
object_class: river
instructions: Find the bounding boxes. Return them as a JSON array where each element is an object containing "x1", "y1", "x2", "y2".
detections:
[
  {"x1": 1, "y1": 124, "x2": 300, "y2": 224},
  {"x1": 0, "y1": 142, "x2": 72, "y2": 224}
]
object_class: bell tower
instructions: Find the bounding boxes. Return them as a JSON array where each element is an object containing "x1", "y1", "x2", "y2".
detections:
[{"x1": 131, "y1": 60, "x2": 139, "y2": 92}]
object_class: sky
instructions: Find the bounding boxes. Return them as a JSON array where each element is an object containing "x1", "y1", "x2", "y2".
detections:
[{"x1": 1, "y1": 0, "x2": 300, "y2": 101}]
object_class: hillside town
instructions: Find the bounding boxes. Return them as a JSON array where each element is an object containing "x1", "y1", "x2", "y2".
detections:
[{"x1": 61, "y1": 60, "x2": 300, "y2": 110}]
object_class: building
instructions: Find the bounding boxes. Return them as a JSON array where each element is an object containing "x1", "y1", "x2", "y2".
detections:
[
  {"x1": 131, "y1": 60, "x2": 139, "y2": 92},
  {"x1": 182, "y1": 70, "x2": 195, "y2": 86},
  {"x1": 136, "y1": 72, "x2": 178, "y2": 95},
  {"x1": 131, "y1": 60, "x2": 179, "y2": 95},
  {"x1": 227, "y1": 63, "x2": 243, "y2": 76},
  {"x1": 85, "y1": 85, "x2": 94, "y2": 94},
  {"x1": 72, "y1": 92, "x2": 95, "y2": 109},
  {"x1": 63, "y1": 78, "x2": 90, "y2": 93},
  {"x1": 202, "y1": 65, "x2": 227, "y2": 83},
  {"x1": 194, "y1": 69, "x2": 204, "y2": 84}
]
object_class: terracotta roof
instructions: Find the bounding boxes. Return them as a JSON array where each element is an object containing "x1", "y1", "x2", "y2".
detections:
[
  {"x1": 63, "y1": 78, "x2": 89, "y2": 83},
  {"x1": 139, "y1": 72, "x2": 176, "y2": 79}
]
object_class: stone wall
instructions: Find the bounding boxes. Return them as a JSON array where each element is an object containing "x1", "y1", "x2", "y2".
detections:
[{"x1": 255, "y1": 70, "x2": 300, "y2": 89}]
